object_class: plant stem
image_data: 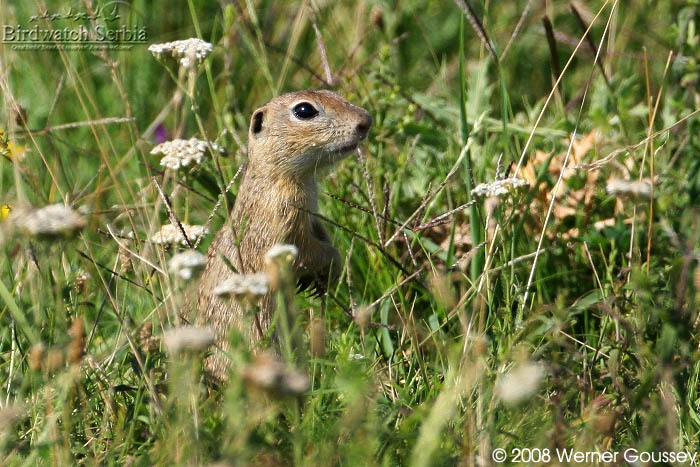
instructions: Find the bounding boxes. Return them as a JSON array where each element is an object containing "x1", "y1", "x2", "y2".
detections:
[{"x1": 458, "y1": 17, "x2": 483, "y2": 288}]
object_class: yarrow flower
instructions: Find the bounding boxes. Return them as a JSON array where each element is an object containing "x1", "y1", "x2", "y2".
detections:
[
  {"x1": 243, "y1": 352, "x2": 310, "y2": 397},
  {"x1": 150, "y1": 224, "x2": 208, "y2": 245},
  {"x1": 213, "y1": 273, "x2": 269, "y2": 299},
  {"x1": 264, "y1": 244, "x2": 299, "y2": 265},
  {"x1": 471, "y1": 177, "x2": 529, "y2": 199},
  {"x1": 148, "y1": 38, "x2": 213, "y2": 69},
  {"x1": 10, "y1": 203, "x2": 86, "y2": 238},
  {"x1": 168, "y1": 250, "x2": 207, "y2": 280},
  {"x1": 606, "y1": 178, "x2": 653, "y2": 200},
  {"x1": 151, "y1": 137, "x2": 223, "y2": 170},
  {"x1": 163, "y1": 326, "x2": 215, "y2": 354},
  {"x1": 495, "y1": 361, "x2": 545, "y2": 405}
]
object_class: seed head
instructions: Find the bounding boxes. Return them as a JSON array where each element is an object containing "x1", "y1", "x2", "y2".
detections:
[
  {"x1": 309, "y1": 318, "x2": 325, "y2": 357},
  {"x1": 74, "y1": 270, "x2": 90, "y2": 294},
  {"x1": 138, "y1": 321, "x2": 159, "y2": 354},
  {"x1": 118, "y1": 244, "x2": 133, "y2": 274},
  {"x1": 67, "y1": 319, "x2": 85, "y2": 364},
  {"x1": 28, "y1": 343, "x2": 46, "y2": 371},
  {"x1": 369, "y1": 6, "x2": 384, "y2": 30},
  {"x1": 0, "y1": 404, "x2": 23, "y2": 437},
  {"x1": 354, "y1": 306, "x2": 372, "y2": 330}
]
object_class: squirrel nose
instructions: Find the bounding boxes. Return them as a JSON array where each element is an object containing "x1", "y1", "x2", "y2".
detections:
[{"x1": 356, "y1": 112, "x2": 372, "y2": 137}]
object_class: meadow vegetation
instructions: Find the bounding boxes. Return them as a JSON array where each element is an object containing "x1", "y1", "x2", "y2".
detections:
[{"x1": 1, "y1": 0, "x2": 700, "y2": 464}]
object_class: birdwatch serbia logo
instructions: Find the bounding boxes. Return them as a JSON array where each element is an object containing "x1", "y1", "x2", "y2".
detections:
[{"x1": 2, "y1": 1, "x2": 147, "y2": 51}]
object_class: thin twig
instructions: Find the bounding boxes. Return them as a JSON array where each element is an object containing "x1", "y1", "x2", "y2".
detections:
[
  {"x1": 310, "y1": 10, "x2": 335, "y2": 85},
  {"x1": 559, "y1": 330, "x2": 610, "y2": 359},
  {"x1": 104, "y1": 224, "x2": 166, "y2": 275},
  {"x1": 365, "y1": 268, "x2": 424, "y2": 312},
  {"x1": 82, "y1": 243, "x2": 164, "y2": 415},
  {"x1": 570, "y1": 3, "x2": 610, "y2": 86},
  {"x1": 500, "y1": 0, "x2": 533, "y2": 61},
  {"x1": 452, "y1": 0, "x2": 498, "y2": 61},
  {"x1": 74, "y1": 251, "x2": 146, "y2": 294},
  {"x1": 413, "y1": 200, "x2": 477, "y2": 232},
  {"x1": 292, "y1": 204, "x2": 414, "y2": 278},
  {"x1": 575, "y1": 107, "x2": 699, "y2": 171},
  {"x1": 513, "y1": 0, "x2": 613, "y2": 176},
  {"x1": 16, "y1": 117, "x2": 136, "y2": 135},
  {"x1": 86, "y1": 264, "x2": 116, "y2": 351},
  {"x1": 356, "y1": 147, "x2": 384, "y2": 244},
  {"x1": 482, "y1": 247, "x2": 549, "y2": 273},
  {"x1": 194, "y1": 165, "x2": 245, "y2": 249},
  {"x1": 345, "y1": 240, "x2": 357, "y2": 316},
  {"x1": 385, "y1": 131, "x2": 478, "y2": 247},
  {"x1": 324, "y1": 193, "x2": 402, "y2": 226},
  {"x1": 381, "y1": 182, "x2": 392, "y2": 235},
  {"x1": 402, "y1": 231, "x2": 419, "y2": 268},
  {"x1": 642, "y1": 51, "x2": 673, "y2": 271},
  {"x1": 151, "y1": 176, "x2": 193, "y2": 248},
  {"x1": 46, "y1": 73, "x2": 66, "y2": 124},
  {"x1": 145, "y1": 163, "x2": 216, "y2": 203},
  {"x1": 325, "y1": 292, "x2": 395, "y2": 329},
  {"x1": 522, "y1": 0, "x2": 618, "y2": 308}
]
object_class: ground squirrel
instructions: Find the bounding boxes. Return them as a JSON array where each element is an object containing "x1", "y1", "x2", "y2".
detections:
[{"x1": 197, "y1": 90, "x2": 372, "y2": 379}]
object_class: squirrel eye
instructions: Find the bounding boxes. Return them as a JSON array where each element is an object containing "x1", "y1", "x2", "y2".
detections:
[{"x1": 292, "y1": 102, "x2": 319, "y2": 120}]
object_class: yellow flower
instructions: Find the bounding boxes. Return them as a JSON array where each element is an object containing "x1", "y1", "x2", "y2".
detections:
[
  {"x1": 0, "y1": 128, "x2": 26, "y2": 161},
  {"x1": 1, "y1": 205, "x2": 11, "y2": 221},
  {"x1": 6, "y1": 141, "x2": 25, "y2": 160}
]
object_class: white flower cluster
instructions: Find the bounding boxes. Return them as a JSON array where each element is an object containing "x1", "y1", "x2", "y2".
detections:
[
  {"x1": 264, "y1": 244, "x2": 299, "y2": 264},
  {"x1": 213, "y1": 273, "x2": 269, "y2": 299},
  {"x1": 243, "y1": 353, "x2": 309, "y2": 396},
  {"x1": 148, "y1": 38, "x2": 213, "y2": 69},
  {"x1": 495, "y1": 361, "x2": 545, "y2": 405},
  {"x1": 10, "y1": 203, "x2": 86, "y2": 238},
  {"x1": 471, "y1": 177, "x2": 529, "y2": 198},
  {"x1": 150, "y1": 224, "x2": 208, "y2": 245},
  {"x1": 163, "y1": 326, "x2": 215, "y2": 354},
  {"x1": 151, "y1": 137, "x2": 223, "y2": 170},
  {"x1": 168, "y1": 250, "x2": 207, "y2": 280},
  {"x1": 606, "y1": 178, "x2": 652, "y2": 200}
]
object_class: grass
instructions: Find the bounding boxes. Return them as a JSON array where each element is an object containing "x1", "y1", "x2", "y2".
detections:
[{"x1": 1, "y1": 0, "x2": 700, "y2": 464}]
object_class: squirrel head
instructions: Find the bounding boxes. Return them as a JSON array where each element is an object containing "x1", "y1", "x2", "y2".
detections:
[{"x1": 247, "y1": 90, "x2": 372, "y2": 177}]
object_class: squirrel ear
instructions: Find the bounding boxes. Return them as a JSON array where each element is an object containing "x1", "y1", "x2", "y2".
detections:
[{"x1": 250, "y1": 109, "x2": 264, "y2": 135}]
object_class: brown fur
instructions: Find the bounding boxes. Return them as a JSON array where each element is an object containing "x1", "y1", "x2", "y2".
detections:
[{"x1": 197, "y1": 90, "x2": 372, "y2": 379}]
